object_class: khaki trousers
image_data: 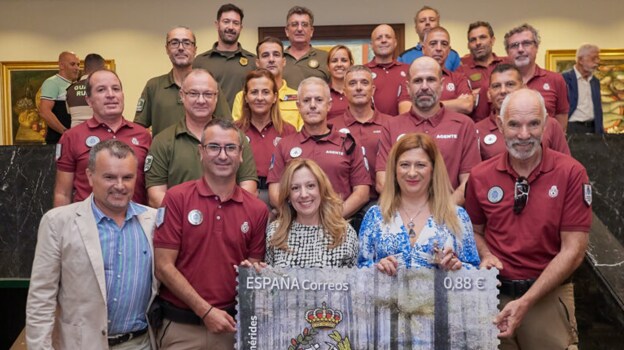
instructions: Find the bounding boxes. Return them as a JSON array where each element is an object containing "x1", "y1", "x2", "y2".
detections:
[
  {"x1": 499, "y1": 283, "x2": 579, "y2": 350},
  {"x1": 157, "y1": 318, "x2": 235, "y2": 350}
]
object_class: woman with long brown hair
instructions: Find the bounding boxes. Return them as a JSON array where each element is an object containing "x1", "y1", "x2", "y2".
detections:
[
  {"x1": 358, "y1": 133, "x2": 480, "y2": 273},
  {"x1": 326, "y1": 45, "x2": 354, "y2": 120}
]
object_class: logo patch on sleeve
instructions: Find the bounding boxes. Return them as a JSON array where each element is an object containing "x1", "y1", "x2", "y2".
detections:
[
  {"x1": 583, "y1": 184, "x2": 592, "y2": 206},
  {"x1": 156, "y1": 207, "x2": 165, "y2": 227},
  {"x1": 136, "y1": 98, "x2": 145, "y2": 112}
]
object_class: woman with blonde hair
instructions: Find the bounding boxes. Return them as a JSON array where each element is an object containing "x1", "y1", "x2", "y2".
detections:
[
  {"x1": 358, "y1": 133, "x2": 479, "y2": 274},
  {"x1": 236, "y1": 69, "x2": 296, "y2": 204},
  {"x1": 327, "y1": 45, "x2": 354, "y2": 120},
  {"x1": 266, "y1": 158, "x2": 358, "y2": 267}
]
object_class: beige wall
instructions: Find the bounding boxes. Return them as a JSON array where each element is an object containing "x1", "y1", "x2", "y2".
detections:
[{"x1": 1, "y1": 0, "x2": 622, "y2": 143}]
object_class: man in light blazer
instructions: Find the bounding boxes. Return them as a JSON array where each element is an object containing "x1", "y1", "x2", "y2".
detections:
[
  {"x1": 26, "y1": 140, "x2": 158, "y2": 350},
  {"x1": 562, "y1": 43, "x2": 604, "y2": 134}
]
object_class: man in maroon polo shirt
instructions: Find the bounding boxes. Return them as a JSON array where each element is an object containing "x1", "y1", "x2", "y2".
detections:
[
  {"x1": 331, "y1": 65, "x2": 391, "y2": 200},
  {"x1": 376, "y1": 56, "x2": 480, "y2": 205},
  {"x1": 457, "y1": 21, "x2": 509, "y2": 122},
  {"x1": 365, "y1": 24, "x2": 412, "y2": 116},
  {"x1": 465, "y1": 88, "x2": 591, "y2": 349},
  {"x1": 422, "y1": 26, "x2": 474, "y2": 115},
  {"x1": 267, "y1": 77, "x2": 371, "y2": 219},
  {"x1": 504, "y1": 23, "x2": 569, "y2": 131},
  {"x1": 154, "y1": 119, "x2": 268, "y2": 350},
  {"x1": 54, "y1": 69, "x2": 151, "y2": 206},
  {"x1": 477, "y1": 63, "x2": 569, "y2": 160}
]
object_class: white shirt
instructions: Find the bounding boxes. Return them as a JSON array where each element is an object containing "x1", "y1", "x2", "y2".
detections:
[{"x1": 569, "y1": 66, "x2": 595, "y2": 123}]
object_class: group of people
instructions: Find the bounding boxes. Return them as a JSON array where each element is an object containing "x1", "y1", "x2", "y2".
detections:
[{"x1": 26, "y1": 3, "x2": 597, "y2": 350}]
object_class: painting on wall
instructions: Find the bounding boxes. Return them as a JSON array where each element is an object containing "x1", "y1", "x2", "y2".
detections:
[
  {"x1": 258, "y1": 23, "x2": 405, "y2": 65},
  {"x1": 1, "y1": 60, "x2": 115, "y2": 145},
  {"x1": 545, "y1": 49, "x2": 624, "y2": 133}
]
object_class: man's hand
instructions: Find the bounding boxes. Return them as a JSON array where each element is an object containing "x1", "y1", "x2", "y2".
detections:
[
  {"x1": 494, "y1": 297, "x2": 530, "y2": 338},
  {"x1": 203, "y1": 307, "x2": 236, "y2": 333},
  {"x1": 479, "y1": 252, "x2": 503, "y2": 270}
]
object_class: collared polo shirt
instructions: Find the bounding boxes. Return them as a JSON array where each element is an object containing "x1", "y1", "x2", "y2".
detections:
[
  {"x1": 457, "y1": 54, "x2": 509, "y2": 122},
  {"x1": 440, "y1": 67, "x2": 472, "y2": 101},
  {"x1": 56, "y1": 117, "x2": 151, "y2": 204},
  {"x1": 145, "y1": 118, "x2": 258, "y2": 188},
  {"x1": 328, "y1": 86, "x2": 349, "y2": 120},
  {"x1": 464, "y1": 148, "x2": 592, "y2": 280},
  {"x1": 283, "y1": 47, "x2": 330, "y2": 88},
  {"x1": 267, "y1": 125, "x2": 372, "y2": 199},
  {"x1": 526, "y1": 65, "x2": 569, "y2": 118},
  {"x1": 376, "y1": 106, "x2": 480, "y2": 189},
  {"x1": 366, "y1": 58, "x2": 411, "y2": 116},
  {"x1": 242, "y1": 121, "x2": 296, "y2": 177},
  {"x1": 154, "y1": 179, "x2": 268, "y2": 309}
]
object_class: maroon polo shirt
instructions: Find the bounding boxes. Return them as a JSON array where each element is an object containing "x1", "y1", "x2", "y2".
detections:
[
  {"x1": 366, "y1": 58, "x2": 410, "y2": 116},
  {"x1": 331, "y1": 109, "x2": 391, "y2": 198},
  {"x1": 244, "y1": 122, "x2": 296, "y2": 178},
  {"x1": 328, "y1": 86, "x2": 349, "y2": 120},
  {"x1": 154, "y1": 179, "x2": 269, "y2": 309},
  {"x1": 476, "y1": 112, "x2": 571, "y2": 160},
  {"x1": 526, "y1": 65, "x2": 569, "y2": 118},
  {"x1": 267, "y1": 125, "x2": 372, "y2": 199},
  {"x1": 457, "y1": 54, "x2": 509, "y2": 122},
  {"x1": 56, "y1": 116, "x2": 151, "y2": 204},
  {"x1": 376, "y1": 105, "x2": 480, "y2": 189},
  {"x1": 464, "y1": 148, "x2": 591, "y2": 280},
  {"x1": 440, "y1": 67, "x2": 472, "y2": 102}
]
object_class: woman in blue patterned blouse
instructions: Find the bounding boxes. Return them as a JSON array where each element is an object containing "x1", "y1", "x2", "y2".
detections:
[
  {"x1": 265, "y1": 159, "x2": 358, "y2": 267},
  {"x1": 358, "y1": 133, "x2": 480, "y2": 274}
]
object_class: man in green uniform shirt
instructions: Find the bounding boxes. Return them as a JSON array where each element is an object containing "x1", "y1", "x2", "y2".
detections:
[
  {"x1": 145, "y1": 69, "x2": 258, "y2": 208},
  {"x1": 134, "y1": 26, "x2": 230, "y2": 136},
  {"x1": 192, "y1": 4, "x2": 256, "y2": 108}
]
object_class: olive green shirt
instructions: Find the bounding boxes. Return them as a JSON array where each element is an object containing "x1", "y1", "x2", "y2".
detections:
[
  {"x1": 134, "y1": 70, "x2": 231, "y2": 136},
  {"x1": 192, "y1": 43, "x2": 256, "y2": 108},
  {"x1": 145, "y1": 118, "x2": 258, "y2": 188},
  {"x1": 283, "y1": 46, "x2": 330, "y2": 89}
]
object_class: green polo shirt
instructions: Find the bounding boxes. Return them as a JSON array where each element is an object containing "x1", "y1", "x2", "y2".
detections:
[
  {"x1": 192, "y1": 42, "x2": 257, "y2": 108},
  {"x1": 283, "y1": 46, "x2": 330, "y2": 89},
  {"x1": 134, "y1": 70, "x2": 232, "y2": 136},
  {"x1": 145, "y1": 118, "x2": 257, "y2": 188}
]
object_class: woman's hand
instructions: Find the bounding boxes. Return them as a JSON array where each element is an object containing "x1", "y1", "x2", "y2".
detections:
[
  {"x1": 239, "y1": 260, "x2": 267, "y2": 273},
  {"x1": 436, "y1": 246, "x2": 462, "y2": 271},
  {"x1": 376, "y1": 256, "x2": 399, "y2": 276}
]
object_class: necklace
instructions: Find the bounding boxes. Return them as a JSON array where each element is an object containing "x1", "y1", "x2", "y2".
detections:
[{"x1": 401, "y1": 203, "x2": 427, "y2": 238}]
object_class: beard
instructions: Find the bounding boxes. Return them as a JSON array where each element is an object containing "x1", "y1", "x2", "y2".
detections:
[
  {"x1": 413, "y1": 92, "x2": 438, "y2": 111},
  {"x1": 506, "y1": 136, "x2": 541, "y2": 160}
]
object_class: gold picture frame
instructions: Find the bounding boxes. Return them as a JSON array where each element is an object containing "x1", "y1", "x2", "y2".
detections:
[
  {"x1": 545, "y1": 49, "x2": 624, "y2": 133},
  {"x1": 1, "y1": 60, "x2": 115, "y2": 145}
]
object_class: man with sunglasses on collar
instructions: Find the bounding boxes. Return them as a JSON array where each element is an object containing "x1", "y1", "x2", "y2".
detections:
[
  {"x1": 464, "y1": 88, "x2": 592, "y2": 350},
  {"x1": 267, "y1": 77, "x2": 371, "y2": 219}
]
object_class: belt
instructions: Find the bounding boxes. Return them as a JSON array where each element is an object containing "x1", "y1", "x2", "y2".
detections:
[
  {"x1": 158, "y1": 297, "x2": 237, "y2": 325},
  {"x1": 570, "y1": 120, "x2": 595, "y2": 127},
  {"x1": 498, "y1": 277, "x2": 572, "y2": 298},
  {"x1": 258, "y1": 176, "x2": 268, "y2": 190},
  {"x1": 108, "y1": 327, "x2": 148, "y2": 347}
]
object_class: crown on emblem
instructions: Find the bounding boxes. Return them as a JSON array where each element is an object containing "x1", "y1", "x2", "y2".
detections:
[{"x1": 305, "y1": 302, "x2": 343, "y2": 329}]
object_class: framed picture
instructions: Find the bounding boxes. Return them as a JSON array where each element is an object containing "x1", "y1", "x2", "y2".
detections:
[
  {"x1": 258, "y1": 24, "x2": 405, "y2": 64},
  {"x1": 1, "y1": 60, "x2": 115, "y2": 145},
  {"x1": 545, "y1": 49, "x2": 624, "y2": 133}
]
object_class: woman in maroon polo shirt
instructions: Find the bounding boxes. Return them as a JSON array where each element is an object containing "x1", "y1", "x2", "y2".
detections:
[
  {"x1": 327, "y1": 45, "x2": 354, "y2": 120},
  {"x1": 236, "y1": 69, "x2": 296, "y2": 206}
]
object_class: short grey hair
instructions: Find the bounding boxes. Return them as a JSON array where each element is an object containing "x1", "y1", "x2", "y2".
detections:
[
  {"x1": 297, "y1": 77, "x2": 330, "y2": 101},
  {"x1": 498, "y1": 88, "x2": 547, "y2": 123},
  {"x1": 87, "y1": 139, "x2": 136, "y2": 171},
  {"x1": 504, "y1": 23, "x2": 541, "y2": 50},
  {"x1": 576, "y1": 43, "x2": 599, "y2": 60}
]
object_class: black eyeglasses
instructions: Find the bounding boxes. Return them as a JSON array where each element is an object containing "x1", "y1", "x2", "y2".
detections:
[
  {"x1": 513, "y1": 177, "x2": 530, "y2": 214},
  {"x1": 201, "y1": 143, "x2": 241, "y2": 156},
  {"x1": 167, "y1": 39, "x2": 195, "y2": 49}
]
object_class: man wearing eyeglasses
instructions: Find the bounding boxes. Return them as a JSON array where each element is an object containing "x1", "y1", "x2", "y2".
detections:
[
  {"x1": 145, "y1": 69, "x2": 258, "y2": 208},
  {"x1": 135, "y1": 26, "x2": 231, "y2": 136},
  {"x1": 282, "y1": 6, "x2": 330, "y2": 88},
  {"x1": 154, "y1": 118, "x2": 268, "y2": 349},
  {"x1": 504, "y1": 24, "x2": 569, "y2": 131},
  {"x1": 465, "y1": 88, "x2": 592, "y2": 349},
  {"x1": 192, "y1": 4, "x2": 256, "y2": 108}
]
